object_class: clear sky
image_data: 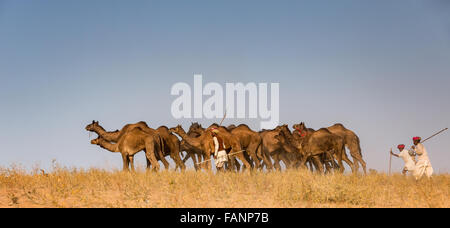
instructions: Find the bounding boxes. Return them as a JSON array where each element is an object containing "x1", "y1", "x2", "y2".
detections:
[{"x1": 1, "y1": 0, "x2": 449, "y2": 172}]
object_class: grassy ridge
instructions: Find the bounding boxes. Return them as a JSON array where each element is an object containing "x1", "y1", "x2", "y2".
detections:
[{"x1": 0, "y1": 166, "x2": 448, "y2": 208}]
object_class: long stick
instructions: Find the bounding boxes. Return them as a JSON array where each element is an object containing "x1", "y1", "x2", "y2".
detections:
[
  {"x1": 219, "y1": 109, "x2": 227, "y2": 126},
  {"x1": 389, "y1": 148, "x2": 392, "y2": 175},
  {"x1": 196, "y1": 150, "x2": 246, "y2": 165},
  {"x1": 421, "y1": 128, "x2": 448, "y2": 144}
]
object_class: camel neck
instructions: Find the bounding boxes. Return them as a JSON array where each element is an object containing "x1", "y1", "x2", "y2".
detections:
[
  {"x1": 97, "y1": 139, "x2": 119, "y2": 153},
  {"x1": 177, "y1": 130, "x2": 201, "y2": 148},
  {"x1": 94, "y1": 125, "x2": 121, "y2": 142}
]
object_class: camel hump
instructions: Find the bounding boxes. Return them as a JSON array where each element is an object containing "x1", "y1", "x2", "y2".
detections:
[
  {"x1": 236, "y1": 124, "x2": 250, "y2": 128},
  {"x1": 136, "y1": 121, "x2": 149, "y2": 127},
  {"x1": 332, "y1": 123, "x2": 346, "y2": 129},
  {"x1": 317, "y1": 128, "x2": 332, "y2": 133},
  {"x1": 158, "y1": 126, "x2": 169, "y2": 130}
]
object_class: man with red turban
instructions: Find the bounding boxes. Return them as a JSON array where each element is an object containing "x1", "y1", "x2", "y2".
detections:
[
  {"x1": 411, "y1": 136, "x2": 433, "y2": 180},
  {"x1": 390, "y1": 144, "x2": 416, "y2": 175},
  {"x1": 211, "y1": 128, "x2": 228, "y2": 171}
]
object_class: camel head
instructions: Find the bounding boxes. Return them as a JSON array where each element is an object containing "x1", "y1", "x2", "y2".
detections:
[
  {"x1": 189, "y1": 122, "x2": 202, "y2": 132},
  {"x1": 293, "y1": 122, "x2": 306, "y2": 131},
  {"x1": 85, "y1": 120, "x2": 100, "y2": 132},
  {"x1": 90, "y1": 136, "x2": 103, "y2": 145},
  {"x1": 275, "y1": 130, "x2": 286, "y2": 143},
  {"x1": 169, "y1": 125, "x2": 184, "y2": 134}
]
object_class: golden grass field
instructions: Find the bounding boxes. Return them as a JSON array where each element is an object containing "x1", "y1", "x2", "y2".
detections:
[{"x1": 0, "y1": 165, "x2": 448, "y2": 208}]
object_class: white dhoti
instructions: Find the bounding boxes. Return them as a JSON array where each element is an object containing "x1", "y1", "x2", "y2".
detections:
[
  {"x1": 412, "y1": 143, "x2": 433, "y2": 180},
  {"x1": 413, "y1": 160, "x2": 433, "y2": 180},
  {"x1": 215, "y1": 150, "x2": 228, "y2": 168}
]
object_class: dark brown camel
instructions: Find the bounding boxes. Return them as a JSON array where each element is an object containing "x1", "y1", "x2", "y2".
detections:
[
  {"x1": 293, "y1": 122, "x2": 364, "y2": 173},
  {"x1": 156, "y1": 126, "x2": 186, "y2": 171},
  {"x1": 230, "y1": 124, "x2": 273, "y2": 170},
  {"x1": 277, "y1": 124, "x2": 352, "y2": 173},
  {"x1": 326, "y1": 123, "x2": 367, "y2": 174},
  {"x1": 205, "y1": 123, "x2": 253, "y2": 171},
  {"x1": 169, "y1": 125, "x2": 215, "y2": 170},
  {"x1": 258, "y1": 128, "x2": 293, "y2": 170},
  {"x1": 274, "y1": 125, "x2": 337, "y2": 173},
  {"x1": 177, "y1": 123, "x2": 206, "y2": 170},
  {"x1": 85, "y1": 120, "x2": 170, "y2": 170},
  {"x1": 90, "y1": 127, "x2": 161, "y2": 171}
]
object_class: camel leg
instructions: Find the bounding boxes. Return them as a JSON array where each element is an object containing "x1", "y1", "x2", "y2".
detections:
[
  {"x1": 121, "y1": 153, "x2": 130, "y2": 172},
  {"x1": 182, "y1": 153, "x2": 191, "y2": 164},
  {"x1": 259, "y1": 145, "x2": 273, "y2": 171},
  {"x1": 145, "y1": 151, "x2": 160, "y2": 172},
  {"x1": 351, "y1": 152, "x2": 366, "y2": 174},
  {"x1": 280, "y1": 152, "x2": 292, "y2": 169},
  {"x1": 335, "y1": 153, "x2": 344, "y2": 173},
  {"x1": 348, "y1": 143, "x2": 367, "y2": 174},
  {"x1": 203, "y1": 150, "x2": 212, "y2": 171},
  {"x1": 272, "y1": 152, "x2": 282, "y2": 171},
  {"x1": 187, "y1": 153, "x2": 198, "y2": 170},
  {"x1": 341, "y1": 151, "x2": 354, "y2": 173},
  {"x1": 243, "y1": 151, "x2": 255, "y2": 170},
  {"x1": 311, "y1": 155, "x2": 324, "y2": 174},
  {"x1": 128, "y1": 155, "x2": 135, "y2": 172},
  {"x1": 170, "y1": 149, "x2": 186, "y2": 171},
  {"x1": 158, "y1": 152, "x2": 170, "y2": 170},
  {"x1": 235, "y1": 151, "x2": 252, "y2": 171},
  {"x1": 145, "y1": 141, "x2": 160, "y2": 172},
  {"x1": 246, "y1": 144, "x2": 261, "y2": 170}
]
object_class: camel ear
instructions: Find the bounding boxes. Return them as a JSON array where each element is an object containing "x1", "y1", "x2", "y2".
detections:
[{"x1": 92, "y1": 120, "x2": 95, "y2": 124}]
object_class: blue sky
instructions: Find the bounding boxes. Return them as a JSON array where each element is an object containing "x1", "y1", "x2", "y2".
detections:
[{"x1": 0, "y1": 0, "x2": 449, "y2": 172}]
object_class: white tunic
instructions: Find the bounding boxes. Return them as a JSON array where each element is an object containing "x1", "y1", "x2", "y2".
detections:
[
  {"x1": 398, "y1": 149, "x2": 416, "y2": 171},
  {"x1": 213, "y1": 136, "x2": 228, "y2": 168},
  {"x1": 413, "y1": 143, "x2": 433, "y2": 179}
]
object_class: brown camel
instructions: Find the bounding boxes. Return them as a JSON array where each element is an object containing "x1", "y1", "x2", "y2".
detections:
[
  {"x1": 325, "y1": 123, "x2": 366, "y2": 174},
  {"x1": 294, "y1": 122, "x2": 365, "y2": 173},
  {"x1": 156, "y1": 126, "x2": 186, "y2": 171},
  {"x1": 274, "y1": 125, "x2": 338, "y2": 173},
  {"x1": 205, "y1": 123, "x2": 253, "y2": 171},
  {"x1": 276, "y1": 124, "x2": 352, "y2": 173},
  {"x1": 258, "y1": 128, "x2": 293, "y2": 171},
  {"x1": 186, "y1": 123, "x2": 253, "y2": 171},
  {"x1": 177, "y1": 124, "x2": 206, "y2": 171},
  {"x1": 169, "y1": 125, "x2": 215, "y2": 170},
  {"x1": 85, "y1": 120, "x2": 170, "y2": 170},
  {"x1": 90, "y1": 127, "x2": 161, "y2": 171},
  {"x1": 230, "y1": 124, "x2": 273, "y2": 170}
]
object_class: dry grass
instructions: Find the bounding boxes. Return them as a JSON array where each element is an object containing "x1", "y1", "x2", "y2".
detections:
[{"x1": 0, "y1": 165, "x2": 448, "y2": 208}]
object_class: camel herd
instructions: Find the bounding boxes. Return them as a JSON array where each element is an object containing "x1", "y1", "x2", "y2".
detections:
[{"x1": 86, "y1": 121, "x2": 367, "y2": 174}]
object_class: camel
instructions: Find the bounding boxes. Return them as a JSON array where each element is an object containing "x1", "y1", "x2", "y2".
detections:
[
  {"x1": 90, "y1": 127, "x2": 161, "y2": 171},
  {"x1": 156, "y1": 126, "x2": 186, "y2": 171},
  {"x1": 169, "y1": 125, "x2": 215, "y2": 170},
  {"x1": 205, "y1": 123, "x2": 254, "y2": 171},
  {"x1": 258, "y1": 128, "x2": 293, "y2": 171},
  {"x1": 325, "y1": 123, "x2": 366, "y2": 174},
  {"x1": 85, "y1": 120, "x2": 170, "y2": 170},
  {"x1": 186, "y1": 123, "x2": 253, "y2": 171},
  {"x1": 293, "y1": 122, "x2": 365, "y2": 173},
  {"x1": 230, "y1": 124, "x2": 273, "y2": 170},
  {"x1": 274, "y1": 125, "x2": 337, "y2": 173},
  {"x1": 276, "y1": 124, "x2": 352, "y2": 173}
]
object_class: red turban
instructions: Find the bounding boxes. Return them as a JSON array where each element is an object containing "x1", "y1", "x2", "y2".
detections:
[
  {"x1": 397, "y1": 144, "x2": 405, "y2": 150},
  {"x1": 413, "y1": 136, "x2": 421, "y2": 141}
]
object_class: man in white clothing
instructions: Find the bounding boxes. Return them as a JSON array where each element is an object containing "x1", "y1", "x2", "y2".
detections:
[
  {"x1": 211, "y1": 128, "x2": 228, "y2": 171},
  {"x1": 411, "y1": 136, "x2": 433, "y2": 180},
  {"x1": 390, "y1": 144, "x2": 416, "y2": 175}
]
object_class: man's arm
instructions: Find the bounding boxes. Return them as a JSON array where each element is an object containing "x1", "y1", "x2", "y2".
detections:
[
  {"x1": 213, "y1": 137, "x2": 219, "y2": 158},
  {"x1": 390, "y1": 149, "x2": 399, "y2": 158}
]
